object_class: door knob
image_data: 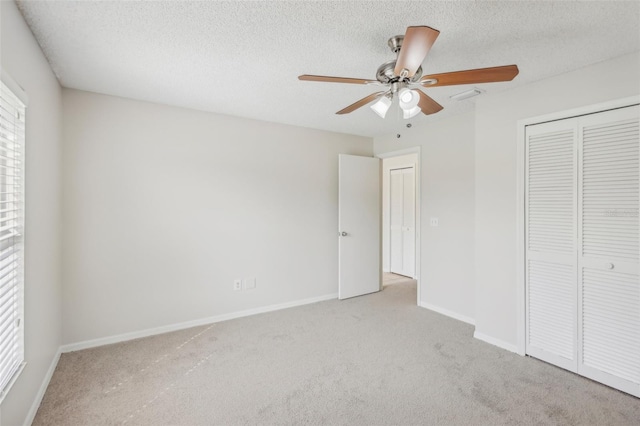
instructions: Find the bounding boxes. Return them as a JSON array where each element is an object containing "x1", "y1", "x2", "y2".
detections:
[
  {"x1": 341, "y1": 231, "x2": 348, "y2": 236},
  {"x1": 607, "y1": 263, "x2": 614, "y2": 270}
]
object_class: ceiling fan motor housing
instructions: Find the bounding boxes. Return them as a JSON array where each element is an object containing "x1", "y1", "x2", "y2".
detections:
[
  {"x1": 375, "y1": 33, "x2": 428, "y2": 85},
  {"x1": 376, "y1": 60, "x2": 423, "y2": 84}
]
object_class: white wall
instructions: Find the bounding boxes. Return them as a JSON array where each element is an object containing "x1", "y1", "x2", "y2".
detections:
[
  {"x1": 381, "y1": 153, "x2": 418, "y2": 273},
  {"x1": 61, "y1": 89, "x2": 372, "y2": 345},
  {"x1": 474, "y1": 52, "x2": 640, "y2": 349},
  {"x1": 374, "y1": 111, "x2": 476, "y2": 322},
  {"x1": 0, "y1": 1, "x2": 63, "y2": 425}
]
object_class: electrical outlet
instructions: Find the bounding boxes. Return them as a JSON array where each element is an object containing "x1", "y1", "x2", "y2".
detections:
[
  {"x1": 244, "y1": 277, "x2": 256, "y2": 290},
  {"x1": 430, "y1": 217, "x2": 439, "y2": 227},
  {"x1": 233, "y1": 279, "x2": 242, "y2": 291}
]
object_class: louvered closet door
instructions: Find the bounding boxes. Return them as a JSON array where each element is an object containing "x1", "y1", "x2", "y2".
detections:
[
  {"x1": 578, "y1": 105, "x2": 640, "y2": 397},
  {"x1": 525, "y1": 119, "x2": 578, "y2": 372}
]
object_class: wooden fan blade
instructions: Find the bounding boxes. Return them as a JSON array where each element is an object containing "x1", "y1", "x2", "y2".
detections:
[
  {"x1": 417, "y1": 90, "x2": 443, "y2": 115},
  {"x1": 394, "y1": 26, "x2": 440, "y2": 78},
  {"x1": 421, "y1": 65, "x2": 519, "y2": 87},
  {"x1": 336, "y1": 92, "x2": 387, "y2": 115},
  {"x1": 299, "y1": 75, "x2": 377, "y2": 85}
]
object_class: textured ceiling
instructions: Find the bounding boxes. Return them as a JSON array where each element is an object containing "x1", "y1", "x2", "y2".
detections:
[{"x1": 16, "y1": 0, "x2": 640, "y2": 137}]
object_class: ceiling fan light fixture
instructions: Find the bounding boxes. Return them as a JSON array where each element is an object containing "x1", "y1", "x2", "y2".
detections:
[
  {"x1": 398, "y1": 88, "x2": 419, "y2": 110},
  {"x1": 402, "y1": 106, "x2": 421, "y2": 119},
  {"x1": 299, "y1": 25, "x2": 519, "y2": 119},
  {"x1": 370, "y1": 95, "x2": 392, "y2": 118}
]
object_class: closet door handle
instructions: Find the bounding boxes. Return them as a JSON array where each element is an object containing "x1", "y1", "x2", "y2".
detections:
[{"x1": 607, "y1": 263, "x2": 615, "y2": 270}]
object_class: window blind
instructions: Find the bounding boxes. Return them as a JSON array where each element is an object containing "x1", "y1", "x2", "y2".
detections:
[{"x1": 0, "y1": 80, "x2": 25, "y2": 398}]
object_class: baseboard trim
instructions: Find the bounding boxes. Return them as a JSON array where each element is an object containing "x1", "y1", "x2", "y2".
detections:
[
  {"x1": 419, "y1": 301, "x2": 475, "y2": 326},
  {"x1": 61, "y1": 293, "x2": 338, "y2": 353},
  {"x1": 24, "y1": 348, "x2": 61, "y2": 426},
  {"x1": 473, "y1": 331, "x2": 519, "y2": 354}
]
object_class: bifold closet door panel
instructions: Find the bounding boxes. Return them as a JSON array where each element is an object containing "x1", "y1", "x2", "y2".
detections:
[
  {"x1": 402, "y1": 169, "x2": 415, "y2": 277},
  {"x1": 390, "y1": 167, "x2": 415, "y2": 278},
  {"x1": 390, "y1": 170, "x2": 403, "y2": 274},
  {"x1": 525, "y1": 119, "x2": 579, "y2": 372},
  {"x1": 578, "y1": 105, "x2": 640, "y2": 396}
]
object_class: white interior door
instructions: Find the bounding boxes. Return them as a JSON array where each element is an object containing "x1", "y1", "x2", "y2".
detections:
[
  {"x1": 402, "y1": 168, "x2": 416, "y2": 277},
  {"x1": 525, "y1": 118, "x2": 579, "y2": 372},
  {"x1": 525, "y1": 104, "x2": 640, "y2": 397},
  {"x1": 389, "y1": 167, "x2": 415, "y2": 277},
  {"x1": 577, "y1": 105, "x2": 640, "y2": 396},
  {"x1": 390, "y1": 170, "x2": 404, "y2": 274},
  {"x1": 339, "y1": 154, "x2": 380, "y2": 300}
]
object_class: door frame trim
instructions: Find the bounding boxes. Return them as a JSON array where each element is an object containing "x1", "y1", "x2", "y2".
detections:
[
  {"x1": 377, "y1": 147, "x2": 421, "y2": 306},
  {"x1": 515, "y1": 95, "x2": 640, "y2": 356}
]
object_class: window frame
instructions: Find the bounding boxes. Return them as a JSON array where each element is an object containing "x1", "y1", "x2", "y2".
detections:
[{"x1": 0, "y1": 69, "x2": 27, "y2": 404}]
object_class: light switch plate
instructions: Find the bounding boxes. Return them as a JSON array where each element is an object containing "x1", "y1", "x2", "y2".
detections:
[{"x1": 244, "y1": 277, "x2": 256, "y2": 290}]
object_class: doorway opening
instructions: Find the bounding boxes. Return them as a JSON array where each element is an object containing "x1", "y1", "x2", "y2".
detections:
[{"x1": 377, "y1": 148, "x2": 421, "y2": 305}]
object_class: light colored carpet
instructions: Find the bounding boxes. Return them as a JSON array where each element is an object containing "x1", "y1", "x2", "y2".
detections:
[
  {"x1": 34, "y1": 280, "x2": 639, "y2": 425},
  {"x1": 382, "y1": 272, "x2": 413, "y2": 286}
]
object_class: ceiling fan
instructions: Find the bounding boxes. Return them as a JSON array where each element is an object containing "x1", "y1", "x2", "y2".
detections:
[{"x1": 298, "y1": 26, "x2": 519, "y2": 119}]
